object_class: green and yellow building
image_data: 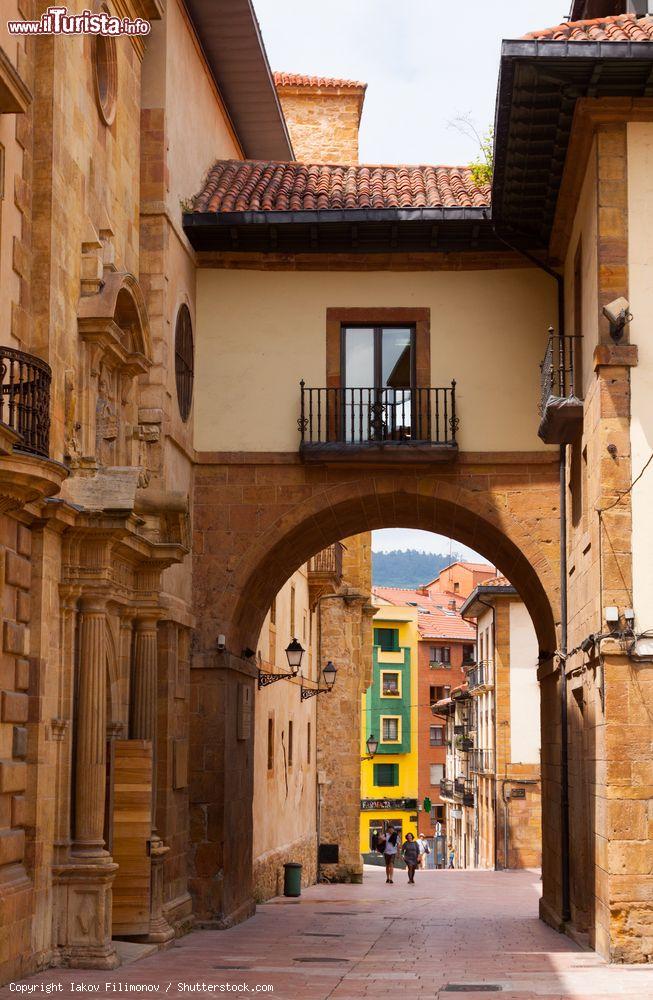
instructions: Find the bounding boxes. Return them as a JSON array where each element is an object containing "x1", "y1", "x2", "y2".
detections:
[{"x1": 359, "y1": 602, "x2": 419, "y2": 854}]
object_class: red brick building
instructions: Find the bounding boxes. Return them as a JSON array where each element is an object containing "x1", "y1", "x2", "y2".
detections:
[{"x1": 374, "y1": 561, "x2": 494, "y2": 843}]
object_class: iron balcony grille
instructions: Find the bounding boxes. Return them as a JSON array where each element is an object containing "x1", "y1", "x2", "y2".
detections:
[
  {"x1": 539, "y1": 331, "x2": 580, "y2": 416},
  {"x1": 299, "y1": 382, "x2": 458, "y2": 448},
  {"x1": 466, "y1": 660, "x2": 494, "y2": 691},
  {"x1": 469, "y1": 749, "x2": 495, "y2": 774},
  {"x1": 0, "y1": 347, "x2": 51, "y2": 457},
  {"x1": 439, "y1": 778, "x2": 454, "y2": 799}
]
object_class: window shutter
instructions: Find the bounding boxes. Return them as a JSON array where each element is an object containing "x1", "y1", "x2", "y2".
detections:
[{"x1": 374, "y1": 763, "x2": 398, "y2": 787}]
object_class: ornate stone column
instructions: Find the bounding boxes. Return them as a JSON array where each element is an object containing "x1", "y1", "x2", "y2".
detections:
[
  {"x1": 131, "y1": 614, "x2": 174, "y2": 943},
  {"x1": 54, "y1": 594, "x2": 118, "y2": 970},
  {"x1": 74, "y1": 597, "x2": 109, "y2": 857}
]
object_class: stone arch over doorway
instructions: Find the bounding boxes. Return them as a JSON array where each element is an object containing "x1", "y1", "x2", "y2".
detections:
[{"x1": 190, "y1": 452, "x2": 563, "y2": 928}]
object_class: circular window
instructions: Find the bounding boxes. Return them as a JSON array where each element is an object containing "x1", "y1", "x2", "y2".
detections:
[
  {"x1": 93, "y1": 16, "x2": 117, "y2": 126},
  {"x1": 175, "y1": 305, "x2": 194, "y2": 422}
]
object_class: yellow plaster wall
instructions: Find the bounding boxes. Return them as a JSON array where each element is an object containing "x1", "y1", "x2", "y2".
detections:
[{"x1": 195, "y1": 267, "x2": 557, "y2": 454}]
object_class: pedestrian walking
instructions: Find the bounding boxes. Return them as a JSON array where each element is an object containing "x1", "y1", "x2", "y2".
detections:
[
  {"x1": 417, "y1": 832, "x2": 430, "y2": 869},
  {"x1": 381, "y1": 825, "x2": 399, "y2": 883},
  {"x1": 447, "y1": 843, "x2": 455, "y2": 869},
  {"x1": 402, "y1": 832, "x2": 420, "y2": 883}
]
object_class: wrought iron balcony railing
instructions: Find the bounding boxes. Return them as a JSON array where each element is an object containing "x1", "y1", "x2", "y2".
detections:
[
  {"x1": 538, "y1": 330, "x2": 583, "y2": 444},
  {"x1": 299, "y1": 382, "x2": 458, "y2": 455},
  {"x1": 469, "y1": 748, "x2": 495, "y2": 774},
  {"x1": 466, "y1": 660, "x2": 494, "y2": 691},
  {"x1": 0, "y1": 347, "x2": 51, "y2": 457},
  {"x1": 439, "y1": 778, "x2": 454, "y2": 799}
]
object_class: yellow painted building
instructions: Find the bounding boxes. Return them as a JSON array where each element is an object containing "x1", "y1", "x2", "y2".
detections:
[{"x1": 359, "y1": 604, "x2": 419, "y2": 854}]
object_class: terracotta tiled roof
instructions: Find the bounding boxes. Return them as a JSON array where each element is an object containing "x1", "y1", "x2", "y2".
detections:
[
  {"x1": 524, "y1": 12, "x2": 653, "y2": 42},
  {"x1": 373, "y1": 586, "x2": 475, "y2": 641},
  {"x1": 274, "y1": 72, "x2": 367, "y2": 90},
  {"x1": 476, "y1": 575, "x2": 511, "y2": 589},
  {"x1": 192, "y1": 160, "x2": 491, "y2": 214}
]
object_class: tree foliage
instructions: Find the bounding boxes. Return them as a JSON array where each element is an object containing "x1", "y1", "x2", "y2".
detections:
[{"x1": 372, "y1": 549, "x2": 464, "y2": 589}]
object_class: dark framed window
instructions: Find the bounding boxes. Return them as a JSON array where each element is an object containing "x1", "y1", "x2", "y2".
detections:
[
  {"x1": 375, "y1": 627, "x2": 399, "y2": 652},
  {"x1": 462, "y1": 644, "x2": 475, "y2": 665},
  {"x1": 92, "y1": 10, "x2": 117, "y2": 126},
  {"x1": 381, "y1": 717, "x2": 399, "y2": 742},
  {"x1": 174, "y1": 304, "x2": 194, "y2": 422},
  {"x1": 430, "y1": 646, "x2": 451, "y2": 665},
  {"x1": 382, "y1": 672, "x2": 400, "y2": 696},
  {"x1": 430, "y1": 725, "x2": 444, "y2": 747},
  {"x1": 374, "y1": 763, "x2": 399, "y2": 787}
]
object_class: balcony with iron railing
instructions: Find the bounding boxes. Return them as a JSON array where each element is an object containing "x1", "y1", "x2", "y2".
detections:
[
  {"x1": 469, "y1": 748, "x2": 495, "y2": 774},
  {"x1": 538, "y1": 329, "x2": 583, "y2": 444},
  {"x1": 439, "y1": 778, "x2": 454, "y2": 800},
  {"x1": 299, "y1": 382, "x2": 458, "y2": 461},
  {"x1": 466, "y1": 660, "x2": 494, "y2": 692},
  {"x1": 1, "y1": 347, "x2": 51, "y2": 458}
]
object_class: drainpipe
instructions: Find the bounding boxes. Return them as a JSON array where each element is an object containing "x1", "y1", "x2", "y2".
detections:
[{"x1": 491, "y1": 222, "x2": 571, "y2": 922}]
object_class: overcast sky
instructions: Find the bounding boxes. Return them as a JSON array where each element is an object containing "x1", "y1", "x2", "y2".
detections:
[{"x1": 255, "y1": 0, "x2": 568, "y2": 165}]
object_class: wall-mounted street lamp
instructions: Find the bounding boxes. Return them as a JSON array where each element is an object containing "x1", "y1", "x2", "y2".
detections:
[
  {"x1": 361, "y1": 734, "x2": 378, "y2": 761},
  {"x1": 258, "y1": 638, "x2": 305, "y2": 689},
  {"x1": 300, "y1": 660, "x2": 337, "y2": 700}
]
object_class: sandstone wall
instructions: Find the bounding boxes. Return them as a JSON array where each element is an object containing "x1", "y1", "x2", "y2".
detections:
[
  {"x1": 275, "y1": 86, "x2": 364, "y2": 164},
  {"x1": 252, "y1": 833, "x2": 317, "y2": 903}
]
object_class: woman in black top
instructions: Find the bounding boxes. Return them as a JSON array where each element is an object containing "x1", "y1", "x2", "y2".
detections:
[
  {"x1": 402, "y1": 832, "x2": 420, "y2": 884},
  {"x1": 378, "y1": 826, "x2": 399, "y2": 884}
]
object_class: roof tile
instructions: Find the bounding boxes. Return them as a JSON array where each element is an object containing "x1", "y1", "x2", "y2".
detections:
[
  {"x1": 524, "y1": 12, "x2": 653, "y2": 42},
  {"x1": 274, "y1": 72, "x2": 367, "y2": 90},
  {"x1": 192, "y1": 160, "x2": 490, "y2": 214},
  {"x1": 373, "y1": 586, "x2": 476, "y2": 641}
]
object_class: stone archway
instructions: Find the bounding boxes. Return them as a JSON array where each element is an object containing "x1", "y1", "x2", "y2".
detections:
[{"x1": 189, "y1": 452, "x2": 563, "y2": 928}]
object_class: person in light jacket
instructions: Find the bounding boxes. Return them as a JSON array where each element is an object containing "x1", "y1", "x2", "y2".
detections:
[
  {"x1": 402, "y1": 832, "x2": 420, "y2": 884},
  {"x1": 381, "y1": 825, "x2": 398, "y2": 883}
]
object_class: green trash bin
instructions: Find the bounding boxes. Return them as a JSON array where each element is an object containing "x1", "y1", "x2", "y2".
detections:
[{"x1": 283, "y1": 862, "x2": 302, "y2": 897}]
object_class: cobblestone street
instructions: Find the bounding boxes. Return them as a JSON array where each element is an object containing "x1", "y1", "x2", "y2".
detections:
[{"x1": 4, "y1": 867, "x2": 653, "y2": 999}]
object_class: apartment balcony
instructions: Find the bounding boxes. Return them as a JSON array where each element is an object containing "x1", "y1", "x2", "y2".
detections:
[
  {"x1": 466, "y1": 660, "x2": 494, "y2": 692},
  {"x1": 308, "y1": 542, "x2": 344, "y2": 606},
  {"x1": 456, "y1": 735, "x2": 474, "y2": 752},
  {"x1": 1, "y1": 347, "x2": 51, "y2": 458},
  {"x1": 462, "y1": 788, "x2": 475, "y2": 808},
  {"x1": 299, "y1": 382, "x2": 458, "y2": 462},
  {"x1": 469, "y1": 749, "x2": 495, "y2": 774},
  {"x1": 538, "y1": 331, "x2": 583, "y2": 444},
  {"x1": 439, "y1": 778, "x2": 454, "y2": 800}
]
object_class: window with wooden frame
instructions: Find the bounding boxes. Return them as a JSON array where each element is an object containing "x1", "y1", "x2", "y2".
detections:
[
  {"x1": 267, "y1": 716, "x2": 274, "y2": 772},
  {"x1": 374, "y1": 627, "x2": 399, "y2": 652},
  {"x1": 430, "y1": 645, "x2": 451, "y2": 665},
  {"x1": 430, "y1": 725, "x2": 444, "y2": 747},
  {"x1": 381, "y1": 716, "x2": 401, "y2": 743},
  {"x1": 174, "y1": 304, "x2": 194, "y2": 422},
  {"x1": 374, "y1": 762, "x2": 399, "y2": 787},
  {"x1": 381, "y1": 670, "x2": 401, "y2": 697},
  {"x1": 290, "y1": 584, "x2": 296, "y2": 638}
]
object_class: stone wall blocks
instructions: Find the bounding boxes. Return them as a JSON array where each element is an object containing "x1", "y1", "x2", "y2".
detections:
[
  {"x1": 3, "y1": 621, "x2": 27, "y2": 657},
  {"x1": 14, "y1": 659, "x2": 29, "y2": 692},
  {"x1": 0, "y1": 828, "x2": 25, "y2": 867},
  {"x1": 0, "y1": 760, "x2": 27, "y2": 793},
  {"x1": 2, "y1": 692, "x2": 29, "y2": 724},
  {"x1": 12, "y1": 725, "x2": 28, "y2": 759},
  {"x1": 5, "y1": 551, "x2": 30, "y2": 590}
]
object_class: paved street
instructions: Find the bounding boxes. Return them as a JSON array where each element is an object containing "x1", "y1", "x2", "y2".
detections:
[{"x1": 4, "y1": 867, "x2": 653, "y2": 999}]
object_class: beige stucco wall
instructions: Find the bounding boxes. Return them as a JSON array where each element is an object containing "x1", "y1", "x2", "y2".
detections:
[
  {"x1": 508, "y1": 601, "x2": 540, "y2": 763},
  {"x1": 563, "y1": 138, "x2": 600, "y2": 396},
  {"x1": 627, "y1": 122, "x2": 653, "y2": 639},
  {"x1": 195, "y1": 268, "x2": 557, "y2": 453},
  {"x1": 253, "y1": 566, "x2": 318, "y2": 866}
]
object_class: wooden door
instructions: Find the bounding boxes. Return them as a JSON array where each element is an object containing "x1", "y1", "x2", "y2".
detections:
[{"x1": 110, "y1": 739, "x2": 152, "y2": 936}]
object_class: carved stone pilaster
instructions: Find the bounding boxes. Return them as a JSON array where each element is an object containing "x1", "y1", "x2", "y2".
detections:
[{"x1": 73, "y1": 597, "x2": 109, "y2": 859}]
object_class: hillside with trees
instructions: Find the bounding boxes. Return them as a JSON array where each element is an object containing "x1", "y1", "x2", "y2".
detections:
[{"x1": 372, "y1": 549, "x2": 463, "y2": 588}]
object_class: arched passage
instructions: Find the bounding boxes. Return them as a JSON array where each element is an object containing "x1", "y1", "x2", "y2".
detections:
[{"x1": 189, "y1": 454, "x2": 562, "y2": 929}]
